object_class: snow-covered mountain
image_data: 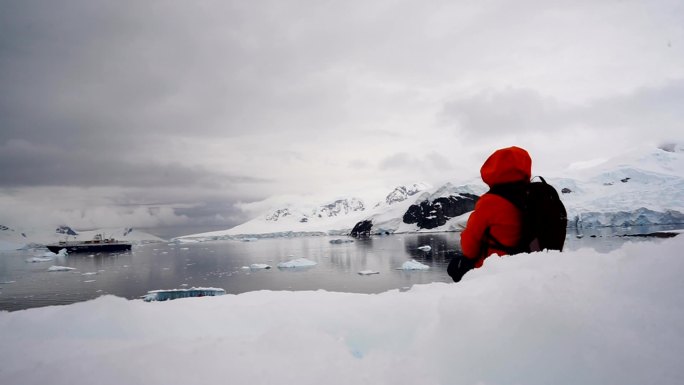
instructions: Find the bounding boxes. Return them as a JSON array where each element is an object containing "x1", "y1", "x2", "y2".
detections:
[
  {"x1": 179, "y1": 145, "x2": 684, "y2": 240},
  {"x1": 382, "y1": 183, "x2": 430, "y2": 206}
]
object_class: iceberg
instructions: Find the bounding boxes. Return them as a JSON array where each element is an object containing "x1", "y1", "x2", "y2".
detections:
[
  {"x1": 358, "y1": 270, "x2": 380, "y2": 275},
  {"x1": 48, "y1": 266, "x2": 75, "y2": 272},
  {"x1": 249, "y1": 264, "x2": 271, "y2": 270},
  {"x1": 277, "y1": 258, "x2": 317, "y2": 268},
  {"x1": 399, "y1": 259, "x2": 430, "y2": 270},
  {"x1": 142, "y1": 287, "x2": 226, "y2": 302},
  {"x1": 26, "y1": 257, "x2": 53, "y2": 263},
  {"x1": 329, "y1": 238, "x2": 354, "y2": 244}
]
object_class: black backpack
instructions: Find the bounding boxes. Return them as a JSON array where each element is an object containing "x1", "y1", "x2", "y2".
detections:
[{"x1": 486, "y1": 176, "x2": 567, "y2": 254}]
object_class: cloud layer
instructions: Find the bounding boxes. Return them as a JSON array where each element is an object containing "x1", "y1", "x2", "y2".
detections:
[{"x1": 1, "y1": 0, "x2": 683, "y2": 232}]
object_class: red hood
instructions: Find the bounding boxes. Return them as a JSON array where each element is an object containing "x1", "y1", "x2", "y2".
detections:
[{"x1": 480, "y1": 146, "x2": 532, "y2": 187}]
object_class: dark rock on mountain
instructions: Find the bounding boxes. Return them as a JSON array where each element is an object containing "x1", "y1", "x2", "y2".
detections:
[
  {"x1": 403, "y1": 193, "x2": 479, "y2": 230},
  {"x1": 56, "y1": 226, "x2": 78, "y2": 236},
  {"x1": 561, "y1": 188, "x2": 572, "y2": 194}
]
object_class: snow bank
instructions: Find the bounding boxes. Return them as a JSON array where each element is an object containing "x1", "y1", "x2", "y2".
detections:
[{"x1": 1, "y1": 237, "x2": 683, "y2": 385}]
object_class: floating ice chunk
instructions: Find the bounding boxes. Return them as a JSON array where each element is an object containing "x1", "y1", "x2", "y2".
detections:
[
  {"x1": 179, "y1": 247, "x2": 189, "y2": 250},
  {"x1": 48, "y1": 266, "x2": 76, "y2": 272},
  {"x1": 83, "y1": 280, "x2": 96, "y2": 283},
  {"x1": 81, "y1": 272, "x2": 98, "y2": 276},
  {"x1": 277, "y1": 258, "x2": 317, "y2": 268},
  {"x1": 26, "y1": 257, "x2": 54, "y2": 263},
  {"x1": 250, "y1": 264, "x2": 271, "y2": 270},
  {"x1": 241, "y1": 266, "x2": 250, "y2": 270},
  {"x1": 417, "y1": 245, "x2": 432, "y2": 252},
  {"x1": 142, "y1": 287, "x2": 226, "y2": 302},
  {"x1": 358, "y1": 270, "x2": 380, "y2": 275},
  {"x1": 399, "y1": 259, "x2": 430, "y2": 270},
  {"x1": 330, "y1": 238, "x2": 354, "y2": 244}
]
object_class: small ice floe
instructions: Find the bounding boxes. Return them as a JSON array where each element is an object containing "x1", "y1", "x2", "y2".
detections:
[
  {"x1": 26, "y1": 257, "x2": 54, "y2": 263},
  {"x1": 241, "y1": 266, "x2": 250, "y2": 270},
  {"x1": 329, "y1": 238, "x2": 354, "y2": 244},
  {"x1": 180, "y1": 247, "x2": 190, "y2": 250},
  {"x1": 83, "y1": 280, "x2": 96, "y2": 283},
  {"x1": 399, "y1": 259, "x2": 430, "y2": 270},
  {"x1": 417, "y1": 245, "x2": 432, "y2": 252},
  {"x1": 81, "y1": 272, "x2": 98, "y2": 276},
  {"x1": 142, "y1": 287, "x2": 226, "y2": 302},
  {"x1": 277, "y1": 258, "x2": 317, "y2": 268},
  {"x1": 48, "y1": 266, "x2": 76, "y2": 272},
  {"x1": 250, "y1": 264, "x2": 271, "y2": 270},
  {"x1": 358, "y1": 270, "x2": 380, "y2": 275},
  {"x1": 52, "y1": 248, "x2": 68, "y2": 257},
  {"x1": 0, "y1": 281, "x2": 16, "y2": 284}
]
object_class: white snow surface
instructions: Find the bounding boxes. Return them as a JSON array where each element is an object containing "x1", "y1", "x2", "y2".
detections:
[
  {"x1": 175, "y1": 145, "x2": 684, "y2": 239},
  {"x1": 1, "y1": 237, "x2": 682, "y2": 384}
]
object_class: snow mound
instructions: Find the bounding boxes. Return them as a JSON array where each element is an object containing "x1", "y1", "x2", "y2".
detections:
[{"x1": 0, "y1": 237, "x2": 683, "y2": 384}]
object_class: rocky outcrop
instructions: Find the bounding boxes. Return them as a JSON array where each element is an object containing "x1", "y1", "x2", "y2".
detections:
[
  {"x1": 384, "y1": 184, "x2": 426, "y2": 205},
  {"x1": 314, "y1": 198, "x2": 365, "y2": 218},
  {"x1": 266, "y1": 208, "x2": 292, "y2": 221},
  {"x1": 350, "y1": 220, "x2": 373, "y2": 237},
  {"x1": 402, "y1": 193, "x2": 479, "y2": 229}
]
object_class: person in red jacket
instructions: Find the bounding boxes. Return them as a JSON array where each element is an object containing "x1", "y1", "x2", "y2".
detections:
[{"x1": 448, "y1": 146, "x2": 531, "y2": 281}]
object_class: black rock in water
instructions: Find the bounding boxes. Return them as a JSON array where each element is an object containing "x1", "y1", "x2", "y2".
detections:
[{"x1": 350, "y1": 220, "x2": 373, "y2": 237}]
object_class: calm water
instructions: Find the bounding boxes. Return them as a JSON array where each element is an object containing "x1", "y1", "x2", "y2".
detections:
[{"x1": 0, "y1": 227, "x2": 681, "y2": 312}]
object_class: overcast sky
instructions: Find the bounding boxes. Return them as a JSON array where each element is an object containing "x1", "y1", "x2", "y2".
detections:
[{"x1": 1, "y1": 0, "x2": 683, "y2": 233}]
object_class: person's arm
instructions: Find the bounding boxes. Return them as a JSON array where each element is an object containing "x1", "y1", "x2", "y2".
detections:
[{"x1": 460, "y1": 196, "x2": 492, "y2": 262}]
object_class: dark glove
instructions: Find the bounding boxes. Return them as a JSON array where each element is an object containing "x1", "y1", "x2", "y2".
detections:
[{"x1": 447, "y1": 252, "x2": 476, "y2": 282}]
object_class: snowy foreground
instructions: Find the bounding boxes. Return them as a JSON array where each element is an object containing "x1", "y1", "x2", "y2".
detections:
[{"x1": 1, "y1": 238, "x2": 683, "y2": 385}]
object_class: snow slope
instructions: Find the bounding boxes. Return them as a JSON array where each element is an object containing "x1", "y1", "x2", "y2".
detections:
[
  {"x1": 1, "y1": 236, "x2": 682, "y2": 385},
  {"x1": 181, "y1": 145, "x2": 684, "y2": 239}
]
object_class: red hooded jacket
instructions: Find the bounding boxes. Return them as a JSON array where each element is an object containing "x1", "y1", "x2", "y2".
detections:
[{"x1": 460, "y1": 146, "x2": 532, "y2": 267}]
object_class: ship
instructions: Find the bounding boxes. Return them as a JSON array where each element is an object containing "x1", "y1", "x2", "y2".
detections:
[{"x1": 46, "y1": 233, "x2": 132, "y2": 254}]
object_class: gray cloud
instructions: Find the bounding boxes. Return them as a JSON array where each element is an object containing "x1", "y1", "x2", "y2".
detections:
[
  {"x1": 1, "y1": 0, "x2": 683, "y2": 232},
  {"x1": 0, "y1": 139, "x2": 269, "y2": 188},
  {"x1": 442, "y1": 80, "x2": 684, "y2": 144}
]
